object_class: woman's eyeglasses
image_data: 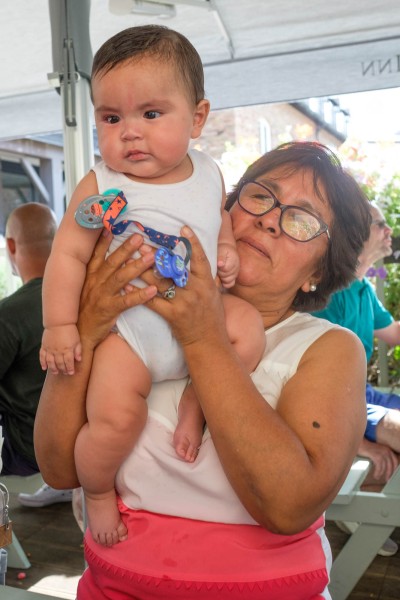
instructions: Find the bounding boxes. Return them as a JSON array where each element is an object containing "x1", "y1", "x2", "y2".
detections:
[
  {"x1": 371, "y1": 219, "x2": 389, "y2": 230},
  {"x1": 237, "y1": 180, "x2": 330, "y2": 243}
]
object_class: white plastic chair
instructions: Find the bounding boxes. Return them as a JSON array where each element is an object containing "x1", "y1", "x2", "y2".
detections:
[{"x1": 326, "y1": 459, "x2": 400, "y2": 599}]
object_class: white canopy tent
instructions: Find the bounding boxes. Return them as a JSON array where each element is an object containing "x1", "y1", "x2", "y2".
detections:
[
  {"x1": 1, "y1": 0, "x2": 400, "y2": 196},
  {"x1": 2, "y1": 0, "x2": 400, "y2": 137}
]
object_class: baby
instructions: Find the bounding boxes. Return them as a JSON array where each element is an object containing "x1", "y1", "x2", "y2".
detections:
[{"x1": 41, "y1": 25, "x2": 265, "y2": 547}]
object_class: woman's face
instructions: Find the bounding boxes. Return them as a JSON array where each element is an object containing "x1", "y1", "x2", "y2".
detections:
[{"x1": 230, "y1": 166, "x2": 332, "y2": 313}]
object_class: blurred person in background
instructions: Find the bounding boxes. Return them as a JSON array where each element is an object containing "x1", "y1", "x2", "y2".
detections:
[
  {"x1": 0, "y1": 203, "x2": 72, "y2": 507},
  {"x1": 314, "y1": 201, "x2": 400, "y2": 556}
]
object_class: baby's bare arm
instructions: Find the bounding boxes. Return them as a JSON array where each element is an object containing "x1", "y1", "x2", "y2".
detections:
[{"x1": 41, "y1": 172, "x2": 102, "y2": 374}]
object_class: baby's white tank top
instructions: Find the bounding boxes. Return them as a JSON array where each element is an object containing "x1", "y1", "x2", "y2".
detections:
[{"x1": 92, "y1": 149, "x2": 222, "y2": 381}]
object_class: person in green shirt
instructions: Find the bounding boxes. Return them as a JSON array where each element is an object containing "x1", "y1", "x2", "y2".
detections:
[{"x1": 314, "y1": 201, "x2": 400, "y2": 556}]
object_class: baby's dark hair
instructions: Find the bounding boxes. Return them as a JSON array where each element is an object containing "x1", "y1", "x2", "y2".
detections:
[
  {"x1": 226, "y1": 141, "x2": 372, "y2": 312},
  {"x1": 91, "y1": 25, "x2": 204, "y2": 106}
]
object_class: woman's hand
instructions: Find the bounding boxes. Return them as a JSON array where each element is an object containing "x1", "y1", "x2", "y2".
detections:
[
  {"x1": 78, "y1": 230, "x2": 158, "y2": 350},
  {"x1": 146, "y1": 227, "x2": 229, "y2": 349}
]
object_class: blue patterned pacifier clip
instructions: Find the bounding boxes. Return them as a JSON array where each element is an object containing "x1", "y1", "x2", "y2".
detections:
[{"x1": 75, "y1": 189, "x2": 191, "y2": 287}]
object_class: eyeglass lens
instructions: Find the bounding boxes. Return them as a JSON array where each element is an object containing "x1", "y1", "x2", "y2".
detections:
[
  {"x1": 238, "y1": 182, "x2": 324, "y2": 242},
  {"x1": 372, "y1": 219, "x2": 388, "y2": 229}
]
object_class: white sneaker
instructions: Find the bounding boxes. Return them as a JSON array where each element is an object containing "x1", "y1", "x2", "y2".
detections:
[
  {"x1": 377, "y1": 537, "x2": 398, "y2": 557},
  {"x1": 18, "y1": 483, "x2": 73, "y2": 507},
  {"x1": 335, "y1": 521, "x2": 398, "y2": 557}
]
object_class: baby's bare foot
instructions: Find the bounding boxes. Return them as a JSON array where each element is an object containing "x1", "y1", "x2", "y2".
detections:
[
  {"x1": 173, "y1": 427, "x2": 202, "y2": 462},
  {"x1": 85, "y1": 490, "x2": 128, "y2": 547}
]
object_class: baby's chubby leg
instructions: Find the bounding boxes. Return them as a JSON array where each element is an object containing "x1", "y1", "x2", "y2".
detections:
[
  {"x1": 173, "y1": 294, "x2": 265, "y2": 463},
  {"x1": 75, "y1": 332, "x2": 151, "y2": 547},
  {"x1": 174, "y1": 382, "x2": 205, "y2": 462}
]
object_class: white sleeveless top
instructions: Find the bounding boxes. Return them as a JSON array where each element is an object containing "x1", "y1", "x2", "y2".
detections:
[
  {"x1": 92, "y1": 149, "x2": 222, "y2": 381},
  {"x1": 116, "y1": 311, "x2": 341, "y2": 525}
]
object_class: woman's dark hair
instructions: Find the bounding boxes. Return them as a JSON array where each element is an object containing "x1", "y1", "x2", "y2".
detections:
[
  {"x1": 226, "y1": 141, "x2": 372, "y2": 312},
  {"x1": 91, "y1": 25, "x2": 204, "y2": 106}
]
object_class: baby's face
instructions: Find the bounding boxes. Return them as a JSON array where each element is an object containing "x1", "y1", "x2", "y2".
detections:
[{"x1": 92, "y1": 57, "x2": 205, "y2": 184}]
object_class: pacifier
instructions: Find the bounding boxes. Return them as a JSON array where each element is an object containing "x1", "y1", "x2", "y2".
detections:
[{"x1": 154, "y1": 247, "x2": 189, "y2": 287}]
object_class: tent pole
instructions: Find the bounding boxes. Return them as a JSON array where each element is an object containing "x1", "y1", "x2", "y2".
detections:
[
  {"x1": 61, "y1": 74, "x2": 94, "y2": 204},
  {"x1": 48, "y1": 0, "x2": 94, "y2": 207}
]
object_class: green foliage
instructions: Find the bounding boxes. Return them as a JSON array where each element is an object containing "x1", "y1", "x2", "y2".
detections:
[
  {"x1": 377, "y1": 176, "x2": 400, "y2": 325},
  {"x1": 376, "y1": 177, "x2": 400, "y2": 385},
  {"x1": 383, "y1": 263, "x2": 400, "y2": 321},
  {"x1": 380, "y1": 174, "x2": 400, "y2": 237}
]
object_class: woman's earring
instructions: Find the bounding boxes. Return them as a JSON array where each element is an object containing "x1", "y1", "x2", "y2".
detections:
[{"x1": 310, "y1": 283, "x2": 317, "y2": 292}]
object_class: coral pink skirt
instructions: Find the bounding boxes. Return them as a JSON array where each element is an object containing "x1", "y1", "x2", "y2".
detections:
[{"x1": 77, "y1": 501, "x2": 330, "y2": 599}]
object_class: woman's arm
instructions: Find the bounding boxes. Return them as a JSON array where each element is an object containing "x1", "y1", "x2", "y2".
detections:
[
  {"x1": 34, "y1": 231, "x2": 158, "y2": 489},
  {"x1": 148, "y1": 228, "x2": 367, "y2": 534}
]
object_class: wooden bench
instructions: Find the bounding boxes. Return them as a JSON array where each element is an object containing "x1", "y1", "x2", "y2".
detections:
[{"x1": 326, "y1": 458, "x2": 400, "y2": 599}]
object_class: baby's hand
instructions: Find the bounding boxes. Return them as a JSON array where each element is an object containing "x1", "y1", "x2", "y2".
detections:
[
  {"x1": 40, "y1": 325, "x2": 82, "y2": 375},
  {"x1": 217, "y1": 242, "x2": 240, "y2": 288}
]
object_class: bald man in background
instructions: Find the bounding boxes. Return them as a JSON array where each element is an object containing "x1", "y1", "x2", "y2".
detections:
[{"x1": 0, "y1": 203, "x2": 72, "y2": 506}]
